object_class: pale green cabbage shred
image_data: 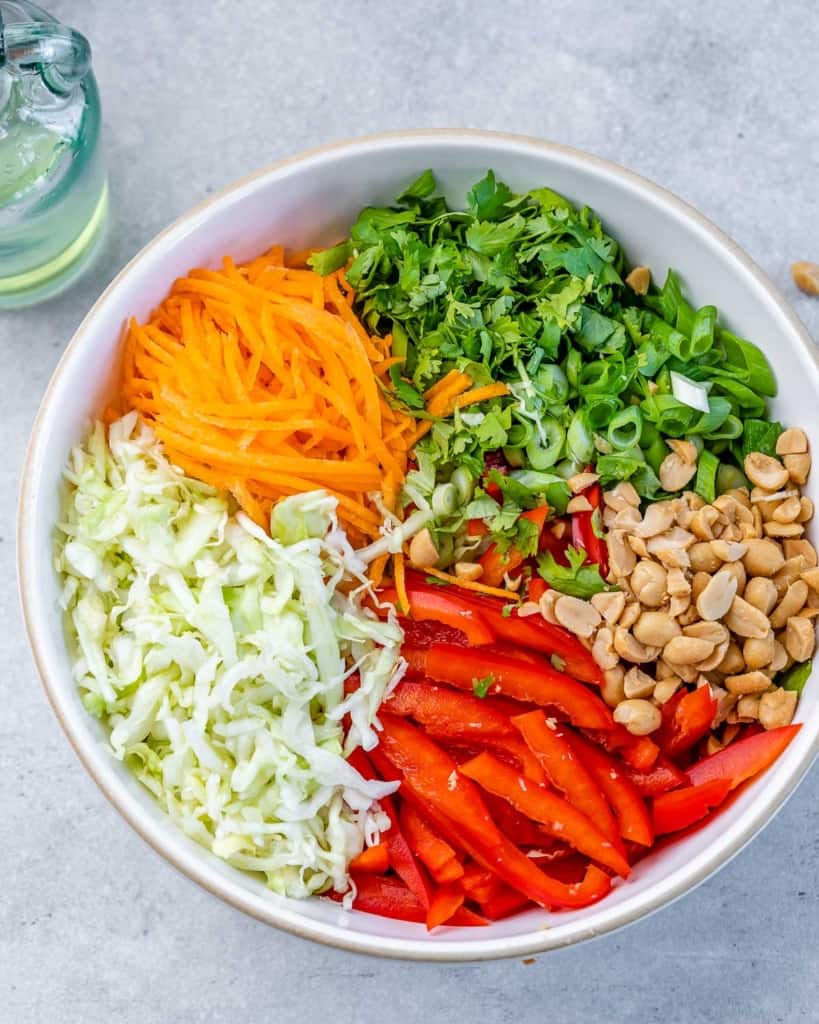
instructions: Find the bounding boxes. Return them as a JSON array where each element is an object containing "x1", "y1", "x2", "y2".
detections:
[{"x1": 55, "y1": 413, "x2": 404, "y2": 898}]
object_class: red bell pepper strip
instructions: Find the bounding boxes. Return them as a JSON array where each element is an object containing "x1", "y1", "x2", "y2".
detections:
[
  {"x1": 349, "y1": 842, "x2": 390, "y2": 874},
  {"x1": 332, "y1": 874, "x2": 487, "y2": 926},
  {"x1": 513, "y1": 711, "x2": 622, "y2": 848},
  {"x1": 652, "y1": 779, "x2": 732, "y2": 835},
  {"x1": 566, "y1": 733, "x2": 653, "y2": 847},
  {"x1": 346, "y1": 748, "x2": 433, "y2": 909},
  {"x1": 657, "y1": 685, "x2": 718, "y2": 761},
  {"x1": 623, "y1": 757, "x2": 689, "y2": 796},
  {"x1": 458, "y1": 863, "x2": 501, "y2": 904},
  {"x1": 570, "y1": 478, "x2": 608, "y2": 575},
  {"x1": 377, "y1": 715, "x2": 612, "y2": 909},
  {"x1": 584, "y1": 727, "x2": 661, "y2": 772},
  {"x1": 460, "y1": 751, "x2": 631, "y2": 878},
  {"x1": 478, "y1": 885, "x2": 532, "y2": 920},
  {"x1": 404, "y1": 571, "x2": 600, "y2": 683},
  {"x1": 426, "y1": 884, "x2": 467, "y2": 930},
  {"x1": 467, "y1": 518, "x2": 489, "y2": 537},
  {"x1": 384, "y1": 682, "x2": 545, "y2": 781},
  {"x1": 421, "y1": 642, "x2": 614, "y2": 730},
  {"x1": 385, "y1": 682, "x2": 517, "y2": 739},
  {"x1": 527, "y1": 576, "x2": 548, "y2": 603},
  {"x1": 479, "y1": 506, "x2": 550, "y2": 587},
  {"x1": 399, "y1": 803, "x2": 464, "y2": 884},
  {"x1": 483, "y1": 792, "x2": 552, "y2": 848},
  {"x1": 378, "y1": 587, "x2": 495, "y2": 646},
  {"x1": 686, "y1": 724, "x2": 801, "y2": 790}
]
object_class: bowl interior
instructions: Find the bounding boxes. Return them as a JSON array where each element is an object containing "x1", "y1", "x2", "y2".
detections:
[{"x1": 19, "y1": 132, "x2": 819, "y2": 960}]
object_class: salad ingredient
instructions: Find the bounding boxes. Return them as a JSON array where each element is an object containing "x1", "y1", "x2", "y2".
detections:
[
  {"x1": 686, "y1": 724, "x2": 800, "y2": 789},
  {"x1": 119, "y1": 251, "x2": 419, "y2": 543},
  {"x1": 792, "y1": 261, "x2": 819, "y2": 296},
  {"x1": 459, "y1": 752, "x2": 631, "y2": 877},
  {"x1": 413, "y1": 642, "x2": 614, "y2": 729},
  {"x1": 652, "y1": 779, "x2": 732, "y2": 835},
  {"x1": 313, "y1": 170, "x2": 778, "y2": 511},
  {"x1": 56, "y1": 415, "x2": 403, "y2": 898}
]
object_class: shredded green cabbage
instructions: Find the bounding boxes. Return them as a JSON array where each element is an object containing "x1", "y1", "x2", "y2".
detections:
[{"x1": 55, "y1": 413, "x2": 404, "y2": 898}]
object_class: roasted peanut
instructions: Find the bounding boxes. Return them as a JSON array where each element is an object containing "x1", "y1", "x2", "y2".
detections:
[
  {"x1": 797, "y1": 497, "x2": 814, "y2": 524},
  {"x1": 770, "y1": 640, "x2": 789, "y2": 673},
  {"x1": 758, "y1": 687, "x2": 798, "y2": 730},
  {"x1": 614, "y1": 627, "x2": 659, "y2": 664},
  {"x1": 538, "y1": 590, "x2": 561, "y2": 624},
  {"x1": 600, "y1": 665, "x2": 626, "y2": 708},
  {"x1": 784, "y1": 452, "x2": 811, "y2": 486},
  {"x1": 776, "y1": 427, "x2": 809, "y2": 456},
  {"x1": 801, "y1": 567, "x2": 819, "y2": 593},
  {"x1": 591, "y1": 590, "x2": 626, "y2": 624},
  {"x1": 696, "y1": 569, "x2": 738, "y2": 620},
  {"x1": 663, "y1": 635, "x2": 715, "y2": 665},
  {"x1": 724, "y1": 595, "x2": 771, "y2": 639},
  {"x1": 613, "y1": 699, "x2": 662, "y2": 736},
  {"x1": 736, "y1": 695, "x2": 761, "y2": 720},
  {"x1": 454, "y1": 561, "x2": 483, "y2": 581},
  {"x1": 743, "y1": 631, "x2": 775, "y2": 670},
  {"x1": 653, "y1": 676, "x2": 682, "y2": 704},
  {"x1": 744, "y1": 452, "x2": 790, "y2": 491},
  {"x1": 772, "y1": 496, "x2": 802, "y2": 524},
  {"x1": 764, "y1": 521, "x2": 804, "y2": 539},
  {"x1": 635, "y1": 502, "x2": 676, "y2": 538},
  {"x1": 720, "y1": 560, "x2": 747, "y2": 594},
  {"x1": 409, "y1": 528, "x2": 438, "y2": 568},
  {"x1": 592, "y1": 626, "x2": 619, "y2": 670},
  {"x1": 690, "y1": 506, "x2": 720, "y2": 541},
  {"x1": 718, "y1": 642, "x2": 746, "y2": 675},
  {"x1": 633, "y1": 610, "x2": 681, "y2": 648},
  {"x1": 630, "y1": 560, "x2": 667, "y2": 608},
  {"x1": 619, "y1": 601, "x2": 641, "y2": 630},
  {"x1": 608, "y1": 530, "x2": 637, "y2": 577},
  {"x1": 555, "y1": 595, "x2": 602, "y2": 638},
  {"x1": 690, "y1": 542, "x2": 722, "y2": 573},
  {"x1": 785, "y1": 616, "x2": 816, "y2": 662},
  {"x1": 743, "y1": 538, "x2": 785, "y2": 577},
  {"x1": 744, "y1": 576, "x2": 779, "y2": 615},
  {"x1": 568, "y1": 471, "x2": 599, "y2": 494},
  {"x1": 725, "y1": 670, "x2": 772, "y2": 695},
  {"x1": 786, "y1": 539, "x2": 818, "y2": 567},
  {"x1": 623, "y1": 666, "x2": 656, "y2": 699},
  {"x1": 566, "y1": 495, "x2": 593, "y2": 514},
  {"x1": 625, "y1": 266, "x2": 651, "y2": 295},
  {"x1": 770, "y1": 580, "x2": 809, "y2": 629},
  {"x1": 659, "y1": 440, "x2": 699, "y2": 492},
  {"x1": 603, "y1": 481, "x2": 640, "y2": 511}
]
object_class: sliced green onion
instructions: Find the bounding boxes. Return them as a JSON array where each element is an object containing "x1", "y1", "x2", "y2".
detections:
[
  {"x1": 566, "y1": 410, "x2": 594, "y2": 465},
  {"x1": 450, "y1": 466, "x2": 475, "y2": 503},
  {"x1": 526, "y1": 417, "x2": 565, "y2": 470},
  {"x1": 608, "y1": 407, "x2": 643, "y2": 450},
  {"x1": 432, "y1": 482, "x2": 459, "y2": 517},
  {"x1": 585, "y1": 395, "x2": 622, "y2": 429},
  {"x1": 687, "y1": 305, "x2": 717, "y2": 359},
  {"x1": 716, "y1": 463, "x2": 749, "y2": 495},
  {"x1": 670, "y1": 370, "x2": 710, "y2": 413},
  {"x1": 502, "y1": 446, "x2": 525, "y2": 468},
  {"x1": 534, "y1": 363, "x2": 569, "y2": 404},
  {"x1": 719, "y1": 330, "x2": 777, "y2": 397},
  {"x1": 694, "y1": 449, "x2": 719, "y2": 503},
  {"x1": 565, "y1": 349, "x2": 582, "y2": 389}
]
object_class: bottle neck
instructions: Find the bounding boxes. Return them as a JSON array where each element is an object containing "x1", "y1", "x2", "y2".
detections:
[{"x1": 0, "y1": 21, "x2": 91, "y2": 95}]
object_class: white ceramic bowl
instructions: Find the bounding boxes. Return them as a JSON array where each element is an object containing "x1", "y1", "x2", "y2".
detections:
[{"x1": 18, "y1": 130, "x2": 819, "y2": 961}]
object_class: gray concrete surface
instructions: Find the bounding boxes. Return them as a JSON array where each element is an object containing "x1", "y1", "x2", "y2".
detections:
[{"x1": 3, "y1": 1, "x2": 818, "y2": 1021}]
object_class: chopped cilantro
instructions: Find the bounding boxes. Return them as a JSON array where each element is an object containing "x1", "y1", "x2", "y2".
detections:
[
  {"x1": 472, "y1": 674, "x2": 495, "y2": 698},
  {"x1": 538, "y1": 545, "x2": 616, "y2": 599}
]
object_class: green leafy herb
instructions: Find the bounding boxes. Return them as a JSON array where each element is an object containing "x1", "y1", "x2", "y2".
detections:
[
  {"x1": 742, "y1": 418, "x2": 783, "y2": 458},
  {"x1": 501, "y1": 604, "x2": 515, "y2": 618},
  {"x1": 424, "y1": 575, "x2": 450, "y2": 587},
  {"x1": 779, "y1": 660, "x2": 812, "y2": 695},
  {"x1": 472, "y1": 674, "x2": 495, "y2": 698},
  {"x1": 538, "y1": 545, "x2": 616, "y2": 598},
  {"x1": 307, "y1": 241, "x2": 352, "y2": 275}
]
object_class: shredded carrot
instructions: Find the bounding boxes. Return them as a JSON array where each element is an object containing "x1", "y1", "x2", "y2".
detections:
[
  {"x1": 120, "y1": 256, "x2": 416, "y2": 544},
  {"x1": 421, "y1": 566, "x2": 521, "y2": 601},
  {"x1": 393, "y1": 552, "x2": 409, "y2": 614}
]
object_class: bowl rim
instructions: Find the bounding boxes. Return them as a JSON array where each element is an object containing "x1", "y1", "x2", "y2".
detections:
[{"x1": 17, "y1": 128, "x2": 819, "y2": 962}]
